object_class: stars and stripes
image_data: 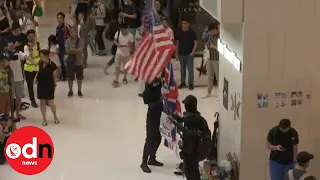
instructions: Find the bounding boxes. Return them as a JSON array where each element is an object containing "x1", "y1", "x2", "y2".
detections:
[{"x1": 125, "y1": 13, "x2": 175, "y2": 83}]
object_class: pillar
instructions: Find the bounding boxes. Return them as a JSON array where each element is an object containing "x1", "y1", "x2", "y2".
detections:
[{"x1": 201, "y1": 0, "x2": 320, "y2": 179}]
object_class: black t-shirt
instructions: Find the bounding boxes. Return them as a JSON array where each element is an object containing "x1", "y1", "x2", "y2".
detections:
[
  {"x1": 6, "y1": 33, "x2": 27, "y2": 52},
  {"x1": 267, "y1": 126, "x2": 299, "y2": 164},
  {"x1": 0, "y1": 17, "x2": 10, "y2": 37},
  {"x1": 122, "y1": 4, "x2": 137, "y2": 28},
  {"x1": 176, "y1": 29, "x2": 197, "y2": 55},
  {"x1": 38, "y1": 61, "x2": 57, "y2": 88},
  {"x1": 77, "y1": 2, "x2": 89, "y2": 14}
]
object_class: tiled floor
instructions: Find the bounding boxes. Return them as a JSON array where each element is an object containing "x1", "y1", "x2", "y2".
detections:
[{"x1": 0, "y1": 0, "x2": 219, "y2": 179}]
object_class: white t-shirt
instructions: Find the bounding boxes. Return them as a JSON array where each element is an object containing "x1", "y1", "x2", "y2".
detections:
[
  {"x1": 19, "y1": 17, "x2": 36, "y2": 34},
  {"x1": 10, "y1": 52, "x2": 26, "y2": 82},
  {"x1": 114, "y1": 31, "x2": 134, "y2": 56},
  {"x1": 94, "y1": 4, "x2": 106, "y2": 26},
  {"x1": 47, "y1": 44, "x2": 59, "y2": 53}
]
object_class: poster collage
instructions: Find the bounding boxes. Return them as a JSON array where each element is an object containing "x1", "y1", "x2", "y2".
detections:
[{"x1": 256, "y1": 91, "x2": 311, "y2": 108}]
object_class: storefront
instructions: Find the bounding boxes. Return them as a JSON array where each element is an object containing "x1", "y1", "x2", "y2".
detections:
[{"x1": 168, "y1": 0, "x2": 215, "y2": 51}]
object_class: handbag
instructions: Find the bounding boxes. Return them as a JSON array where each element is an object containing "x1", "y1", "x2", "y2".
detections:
[
  {"x1": 33, "y1": 6, "x2": 43, "y2": 17},
  {"x1": 111, "y1": 30, "x2": 120, "y2": 55}
]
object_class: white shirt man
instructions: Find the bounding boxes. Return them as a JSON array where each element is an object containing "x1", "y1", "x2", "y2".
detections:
[
  {"x1": 112, "y1": 26, "x2": 133, "y2": 87},
  {"x1": 7, "y1": 46, "x2": 27, "y2": 119},
  {"x1": 114, "y1": 30, "x2": 134, "y2": 56}
]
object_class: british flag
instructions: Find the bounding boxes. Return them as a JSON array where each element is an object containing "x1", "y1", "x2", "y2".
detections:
[{"x1": 163, "y1": 62, "x2": 182, "y2": 150}]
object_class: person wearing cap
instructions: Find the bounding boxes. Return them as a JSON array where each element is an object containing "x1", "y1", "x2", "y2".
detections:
[
  {"x1": 267, "y1": 119, "x2": 299, "y2": 180},
  {"x1": 172, "y1": 95, "x2": 211, "y2": 180},
  {"x1": 202, "y1": 23, "x2": 219, "y2": 99},
  {"x1": 140, "y1": 77, "x2": 164, "y2": 173},
  {"x1": 283, "y1": 151, "x2": 314, "y2": 180}
]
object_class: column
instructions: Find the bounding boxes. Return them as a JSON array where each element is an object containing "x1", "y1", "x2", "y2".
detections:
[{"x1": 240, "y1": 0, "x2": 320, "y2": 179}]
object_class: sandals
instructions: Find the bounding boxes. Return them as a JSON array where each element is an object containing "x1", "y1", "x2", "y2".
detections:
[
  {"x1": 42, "y1": 119, "x2": 59, "y2": 126},
  {"x1": 54, "y1": 119, "x2": 60, "y2": 124},
  {"x1": 42, "y1": 120, "x2": 48, "y2": 126}
]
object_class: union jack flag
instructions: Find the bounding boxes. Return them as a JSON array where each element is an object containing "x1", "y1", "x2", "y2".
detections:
[{"x1": 163, "y1": 62, "x2": 182, "y2": 150}]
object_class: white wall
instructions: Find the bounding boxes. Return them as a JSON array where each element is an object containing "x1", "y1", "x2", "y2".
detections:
[
  {"x1": 240, "y1": 0, "x2": 320, "y2": 179},
  {"x1": 217, "y1": 24, "x2": 243, "y2": 161}
]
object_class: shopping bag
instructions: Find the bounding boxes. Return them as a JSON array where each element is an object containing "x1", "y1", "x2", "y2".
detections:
[{"x1": 33, "y1": 6, "x2": 43, "y2": 17}]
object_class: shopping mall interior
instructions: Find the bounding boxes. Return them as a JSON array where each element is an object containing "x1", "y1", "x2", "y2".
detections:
[{"x1": 1, "y1": 0, "x2": 320, "y2": 179}]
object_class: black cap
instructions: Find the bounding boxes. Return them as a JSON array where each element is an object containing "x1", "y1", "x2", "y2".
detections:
[
  {"x1": 182, "y1": 95, "x2": 197, "y2": 106},
  {"x1": 297, "y1": 151, "x2": 314, "y2": 164}
]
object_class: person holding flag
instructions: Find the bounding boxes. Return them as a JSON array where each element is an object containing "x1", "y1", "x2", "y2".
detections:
[{"x1": 140, "y1": 76, "x2": 164, "y2": 173}]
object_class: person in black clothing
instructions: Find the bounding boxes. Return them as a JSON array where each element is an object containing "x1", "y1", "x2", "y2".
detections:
[
  {"x1": 76, "y1": 0, "x2": 90, "y2": 17},
  {"x1": 0, "y1": 6, "x2": 10, "y2": 51},
  {"x1": 175, "y1": 18, "x2": 198, "y2": 90},
  {"x1": 6, "y1": 22, "x2": 27, "y2": 53},
  {"x1": 140, "y1": 77, "x2": 164, "y2": 173},
  {"x1": 267, "y1": 119, "x2": 299, "y2": 180},
  {"x1": 104, "y1": 8, "x2": 120, "y2": 75},
  {"x1": 35, "y1": 49, "x2": 59, "y2": 126},
  {"x1": 56, "y1": 12, "x2": 69, "y2": 81},
  {"x1": 172, "y1": 95, "x2": 211, "y2": 180},
  {"x1": 120, "y1": 0, "x2": 138, "y2": 36}
]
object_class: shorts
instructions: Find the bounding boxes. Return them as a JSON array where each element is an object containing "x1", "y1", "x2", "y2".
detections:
[
  {"x1": 0, "y1": 93, "x2": 10, "y2": 115},
  {"x1": 67, "y1": 64, "x2": 83, "y2": 81},
  {"x1": 12, "y1": 81, "x2": 24, "y2": 98},
  {"x1": 115, "y1": 54, "x2": 130, "y2": 69}
]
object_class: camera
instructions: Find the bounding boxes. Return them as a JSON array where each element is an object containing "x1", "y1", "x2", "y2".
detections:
[{"x1": 3, "y1": 50, "x2": 19, "y2": 61}]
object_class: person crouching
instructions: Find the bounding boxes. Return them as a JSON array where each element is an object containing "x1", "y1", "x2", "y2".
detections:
[{"x1": 172, "y1": 95, "x2": 211, "y2": 180}]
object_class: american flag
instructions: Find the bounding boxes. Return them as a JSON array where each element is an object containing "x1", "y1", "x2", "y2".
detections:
[
  {"x1": 163, "y1": 62, "x2": 182, "y2": 150},
  {"x1": 125, "y1": 1, "x2": 176, "y2": 83}
]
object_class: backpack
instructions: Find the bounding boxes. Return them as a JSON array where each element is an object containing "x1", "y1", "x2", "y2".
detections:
[
  {"x1": 63, "y1": 24, "x2": 71, "y2": 41},
  {"x1": 111, "y1": 30, "x2": 120, "y2": 55},
  {"x1": 288, "y1": 170, "x2": 310, "y2": 180}
]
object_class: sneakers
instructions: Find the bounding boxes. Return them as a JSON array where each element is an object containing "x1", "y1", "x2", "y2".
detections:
[
  {"x1": 78, "y1": 91, "x2": 83, "y2": 98},
  {"x1": 112, "y1": 80, "x2": 120, "y2": 87},
  {"x1": 67, "y1": 91, "x2": 74, "y2": 98},
  {"x1": 31, "y1": 100, "x2": 38, "y2": 108},
  {"x1": 178, "y1": 83, "x2": 186, "y2": 89},
  {"x1": 140, "y1": 163, "x2": 151, "y2": 173},
  {"x1": 189, "y1": 84, "x2": 194, "y2": 90},
  {"x1": 202, "y1": 93, "x2": 212, "y2": 99},
  {"x1": 174, "y1": 163, "x2": 183, "y2": 176},
  {"x1": 174, "y1": 167, "x2": 183, "y2": 176},
  {"x1": 123, "y1": 78, "x2": 128, "y2": 84}
]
